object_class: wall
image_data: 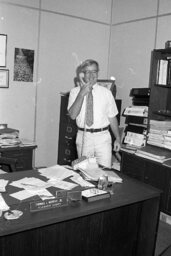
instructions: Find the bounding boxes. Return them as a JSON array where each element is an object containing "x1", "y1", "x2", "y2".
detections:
[
  {"x1": 0, "y1": 0, "x2": 112, "y2": 167},
  {"x1": 1, "y1": 0, "x2": 171, "y2": 167},
  {"x1": 109, "y1": 0, "x2": 171, "y2": 126}
]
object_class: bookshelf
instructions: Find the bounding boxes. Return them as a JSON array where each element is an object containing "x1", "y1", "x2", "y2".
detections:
[{"x1": 148, "y1": 48, "x2": 171, "y2": 121}]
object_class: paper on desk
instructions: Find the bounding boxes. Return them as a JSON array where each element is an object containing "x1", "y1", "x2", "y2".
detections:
[
  {"x1": 0, "y1": 193, "x2": 10, "y2": 211},
  {"x1": 31, "y1": 189, "x2": 55, "y2": 201},
  {"x1": 0, "y1": 179, "x2": 8, "y2": 192},
  {"x1": 48, "y1": 178, "x2": 78, "y2": 190},
  {"x1": 10, "y1": 189, "x2": 34, "y2": 200},
  {"x1": 39, "y1": 165, "x2": 75, "y2": 180},
  {"x1": 104, "y1": 170, "x2": 122, "y2": 183},
  {"x1": 10, "y1": 177, "x2": 51, "y2": 191},
  {"x1": 79, "y1": 167, "x2": 107, "y2": 181},
  {"x1": 10, "y1": 188, "x2": 55, "y2": 201},
  {"x1": 70, "y1": 175, "x2": 95, "y2": 188}
]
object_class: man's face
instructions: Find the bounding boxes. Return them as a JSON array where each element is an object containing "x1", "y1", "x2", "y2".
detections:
[{"x1": 83, "y1": 64, "x2": 98, "y2": 86}]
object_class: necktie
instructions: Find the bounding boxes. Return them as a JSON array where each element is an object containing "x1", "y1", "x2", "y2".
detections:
[{"x1": 86, "y1": 90, "x2": 94, "y2": 126}]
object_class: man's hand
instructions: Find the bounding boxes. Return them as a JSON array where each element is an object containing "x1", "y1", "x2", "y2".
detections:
[
  {"x1": 78, "y1": 73, "x2": 93, "y2": 97},
  {"x1": 113, "y1": 139, "x2": 121, "y2": 152}
]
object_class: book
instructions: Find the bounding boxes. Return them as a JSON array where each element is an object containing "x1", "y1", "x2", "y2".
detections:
[
  {"x1": 82, "y1": 188, "x2": 110, "y2": 202},
  {"x1": 136, "y1": 145, "x2": 171, "y2": 160},
  {"x1": 157, "y1": 59, "x2": 168, "y2": 85},
  {"x1": 167, "y1": 59, "x2": 171, "y2": 85}
]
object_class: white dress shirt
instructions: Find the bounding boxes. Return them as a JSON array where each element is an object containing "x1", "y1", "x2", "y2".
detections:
[{"x1": 68, "y1": 83, "x2": 118, "y2": 129}]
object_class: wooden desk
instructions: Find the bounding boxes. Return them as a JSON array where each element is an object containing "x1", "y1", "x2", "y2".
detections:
[
  {"x1": 0, "y1": 170, "x2": 161, "y2": 256},
  {"x1": 0, "y1": 145, "x2": 37, "y2": 172},
  {"x1": 121, "y1": 150, "x2": 171, "y2": 215}
]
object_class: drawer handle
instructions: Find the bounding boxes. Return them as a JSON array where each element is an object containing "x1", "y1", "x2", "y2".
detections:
[{"x1": 66, "y1": 126, "x2": 73, "y2": 133}]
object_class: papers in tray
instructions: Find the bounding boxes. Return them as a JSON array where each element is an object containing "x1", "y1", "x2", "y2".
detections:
[{"x1": 79, "y1": 167, "x2": 122, "y2": 183}]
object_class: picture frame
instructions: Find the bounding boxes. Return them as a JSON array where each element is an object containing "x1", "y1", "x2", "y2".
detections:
[
  {"x1": 0, "y1": 69, "x2": 9, "y2": 88},
  {"x1": 98, "y1": 79, "x2": 116, "y2": 98},
  {"x1": 0, "y1": 34, "x2": 7, "y2": 67}
]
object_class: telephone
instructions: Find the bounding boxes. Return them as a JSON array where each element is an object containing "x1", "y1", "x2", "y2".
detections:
[
  {"x1": 72, "y1": 156, "x2": 98, "y2": 171},
  {"x1": 79, "y1": 72, "x2": 86, "y2": 85}
]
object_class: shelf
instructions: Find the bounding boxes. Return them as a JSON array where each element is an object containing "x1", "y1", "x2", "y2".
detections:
[
  {"x1": 155, "y1": 84, "x2": 171, "y2": 88},
  {"x1": 153, "y1": 110, "x2": 171, "y2": 117}
]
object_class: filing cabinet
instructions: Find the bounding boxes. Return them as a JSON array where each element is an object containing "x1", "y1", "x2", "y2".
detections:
[{"x1": 57, "y1": 94, "x2": 77, "y2": 165}]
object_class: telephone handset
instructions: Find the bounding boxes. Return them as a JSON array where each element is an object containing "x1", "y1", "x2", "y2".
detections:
[{"x1": 79, "y1": 72, "x2": 86, "y2": 85}]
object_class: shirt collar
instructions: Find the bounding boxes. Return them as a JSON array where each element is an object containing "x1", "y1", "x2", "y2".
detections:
[{"x1": 92, "y1": 83, "x2": 98, "y2": 89}]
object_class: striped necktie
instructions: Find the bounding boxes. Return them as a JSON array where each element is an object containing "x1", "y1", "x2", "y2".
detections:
[{"x1": 86, "y1": 90, "x2": 94, "y2": 126}]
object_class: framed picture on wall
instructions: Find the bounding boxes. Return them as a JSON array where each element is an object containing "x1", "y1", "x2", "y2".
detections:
[
  {"x1": 0, "y1": 34, "x2": 7, "y2": 67},
  {"x1": 97, "y1": 79, "x2": 116, "y2": 98},
  {"x1": 0, "y1": 69, "x2": 9, "y2": 88}
]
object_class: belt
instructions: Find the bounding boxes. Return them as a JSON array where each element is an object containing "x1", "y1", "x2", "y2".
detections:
[{"x1": 78, "y1": 126, "x2": 109, "y2": 133}]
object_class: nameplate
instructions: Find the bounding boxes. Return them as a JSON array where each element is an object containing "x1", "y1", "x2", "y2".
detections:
[{"x1": 30, "y1": 197, "x2": 68, "y2": 212}]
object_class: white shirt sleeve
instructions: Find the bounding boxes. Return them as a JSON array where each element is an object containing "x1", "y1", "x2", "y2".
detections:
[
  {"x1": 107, "y1": 90, "x2": 118, "y2": 118},
  {"x1": 67, "y1": 87, "x2": 80, "y2": 110}
]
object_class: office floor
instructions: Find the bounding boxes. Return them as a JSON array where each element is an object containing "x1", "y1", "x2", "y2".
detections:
[{"x1": 155, "y1": 220, "x2": 171, "y2": 256}]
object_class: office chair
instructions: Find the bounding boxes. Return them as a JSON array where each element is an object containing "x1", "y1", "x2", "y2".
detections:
[
  {"x1": 0, "y1": 156, "x2": 17, "y2": 173},
  {"x1": 159, "y1": 244, "x2": 171, "y2": 256}
]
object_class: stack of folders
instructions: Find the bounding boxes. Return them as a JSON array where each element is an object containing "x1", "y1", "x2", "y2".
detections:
[
  {"x1": 147, "y1": 120, "x2": 171, "y2": 150},
  {"x1": 135, "y1": 145, "x2": 171, "y2": 163}
]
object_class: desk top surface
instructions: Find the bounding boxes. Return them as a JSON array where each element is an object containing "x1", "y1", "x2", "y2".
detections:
[{"x1": 0, "y1": 169, "x2": 161, "y2": 237}]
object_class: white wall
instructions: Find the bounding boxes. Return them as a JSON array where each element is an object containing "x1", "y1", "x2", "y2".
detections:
[
  {"x1": 109, "y1": 0, "x2": 171, "y2": 126},
  {"x1": 0, "y1": 0, "x2": 112, "y2": 167},
  {"x1": 1, "y1": 0, "x2": 171, "y2": 167}
]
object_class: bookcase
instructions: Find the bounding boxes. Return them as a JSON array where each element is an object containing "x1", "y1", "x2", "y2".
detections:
[
  {"x1": 120, "y1": 47, "x2": 171, "y2": 215},
  {"x1": 148, "y1": 48, "x2": 171, "y2": 121}
]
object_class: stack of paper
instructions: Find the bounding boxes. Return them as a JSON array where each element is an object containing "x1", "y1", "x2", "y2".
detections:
[
  {"x1": 38, "y1": 165, "x2": 75, "y2": 180},
  {"x1": 79, "y1": 167, "x2": 122, "y2": 183},
  {"x1": 147, "y1": 120, "x2": 171, "y2": 150},
  {"x1": 123, "y1": 106, "x2": 148, "y2": 117},
  {"x1": 135, "y1": 145, "x2": 171, "y2": 163}
]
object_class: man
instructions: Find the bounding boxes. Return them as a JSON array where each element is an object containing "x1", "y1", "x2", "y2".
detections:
[{"x1": 68, "y1": 59, "x2": 121, "y2": 168}]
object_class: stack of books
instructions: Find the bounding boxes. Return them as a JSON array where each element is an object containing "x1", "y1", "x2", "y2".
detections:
[
  {"x1": 0, "y1": 126, "x2": 21, "y2": 147},
  {"x1": 147, "y1": 120, "x2": 171, "y2": 150},
  {"x1": 156, "y1": 58, "x2": 171, "y2": 85}
]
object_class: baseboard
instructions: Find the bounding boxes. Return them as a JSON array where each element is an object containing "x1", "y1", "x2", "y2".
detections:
[{"x1": 160, "y1": 212, "x2": 171, "y2": 225}]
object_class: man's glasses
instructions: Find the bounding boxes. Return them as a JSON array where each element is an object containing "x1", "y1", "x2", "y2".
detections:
[{"x1": 83, "y1": 70, "x2": 98, "y2": 75}]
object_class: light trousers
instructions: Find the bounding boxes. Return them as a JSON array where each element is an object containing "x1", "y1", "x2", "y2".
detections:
[{"x1": 76, "y1": 130, "x2": 112, "y2": 168}]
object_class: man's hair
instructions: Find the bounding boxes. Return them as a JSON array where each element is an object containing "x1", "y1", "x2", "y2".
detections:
[{"x1": 76, "y1": 59, "x2": 99, "y2": 76}]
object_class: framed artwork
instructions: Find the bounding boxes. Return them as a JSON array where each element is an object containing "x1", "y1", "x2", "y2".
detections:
[
  {"x1": 0, "y1": 34, "x2": 7, "y2": 67},
  {"x1": 0, "y1": 69, "x2": 9, "y2": 88},
  {"x1": 98, "y1": 79, "x2": 116, "y2": 98}
]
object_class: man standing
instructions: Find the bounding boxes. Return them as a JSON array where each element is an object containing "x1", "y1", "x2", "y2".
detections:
[{"x1": 68, "y1": 59, "x2": 121, "y2": 168}]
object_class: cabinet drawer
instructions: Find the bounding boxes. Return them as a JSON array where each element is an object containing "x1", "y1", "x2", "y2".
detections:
[
  {"x1": 58, "y1": 145, "x2": 77, "y2": 165},
  {"x1": 121, "y1": 153, "x2": 145, "y2": 181},
  {"x1": 59, "y1": 122, "x2": 77, "y2": 139},
  {"x1": 1, "y1": 149, "x2": 33, "y2": 171}
]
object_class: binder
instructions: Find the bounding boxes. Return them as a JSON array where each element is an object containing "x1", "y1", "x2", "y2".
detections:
[
  {"x1": 125, "y1": 116, "x2": 148, "y2": 125},
  {"x1": 129, "y1": 88, "x2": 150, "y2": 97}
]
